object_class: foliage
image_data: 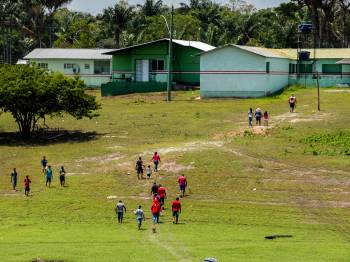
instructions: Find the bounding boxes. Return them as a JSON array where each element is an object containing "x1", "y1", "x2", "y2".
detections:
[
  {"x1": 0, "y1": 65, "x2": 100, "y2": 138},
  {"x1": 3, "y1": 0, "x2": 350, "y2": 62},
  {"x1": 301, "y1": 131, "x2": 350, "y2": 155}
]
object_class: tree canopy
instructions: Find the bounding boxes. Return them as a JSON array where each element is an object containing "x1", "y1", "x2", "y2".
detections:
[
  {"x1": 2, "y1": 0, "x2": 350, "y2": 62},
  {"x1": 0, "y1": 65, "x2": 100, "y2": 138}
]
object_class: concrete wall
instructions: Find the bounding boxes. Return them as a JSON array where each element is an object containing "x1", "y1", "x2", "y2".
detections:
[
  {"x1": 289, "y1": 59, "x2": 350, "y2": 87},
  {"x1": 200, "y1": 46, "x2": 289, "y2": 98},
  {"x1": 30, "y1": 58, "x2": 111, "y2": 87}
]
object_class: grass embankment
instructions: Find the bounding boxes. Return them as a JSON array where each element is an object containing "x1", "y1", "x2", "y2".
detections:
[{"x1": 0, "y1": 88, "x2": 349, "y2": 261}]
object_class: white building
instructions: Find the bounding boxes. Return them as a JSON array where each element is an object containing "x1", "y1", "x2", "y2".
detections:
[{"x1": 24, "y1": 48, "x2": 114, "y2": 87}]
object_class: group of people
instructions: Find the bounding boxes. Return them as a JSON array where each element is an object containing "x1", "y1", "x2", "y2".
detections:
[
  {"x1": 115, "y1": 174, "x2": 188, "y2": 231},
  {"x1": 248, "y1": 108, "x2": 269, "y2": 127},
  {"x1": 135, "y1": 152, "x2": 161, "y2": 180},
  {"x1": 10, "y1": 156, "x2": 67, "y2": 196},
  {"x1": 247, "y1": 94, "x2": 298, "y2": 128}
]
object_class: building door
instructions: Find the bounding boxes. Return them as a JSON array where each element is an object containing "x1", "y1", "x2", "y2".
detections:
[{"x1": 136, "y1": 60, "x2": 149, "y2": 82}]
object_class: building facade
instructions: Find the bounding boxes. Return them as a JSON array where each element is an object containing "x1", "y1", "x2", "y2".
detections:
[
  {"x1": 200, "y1": 45, "x2": 350, "y2": 98},
  {"x1": 24, "y1": 49, "x2": 113, "y2": 87},
  {"x1": 101, "y1": 39, "x2": 214, "y2": 96}
]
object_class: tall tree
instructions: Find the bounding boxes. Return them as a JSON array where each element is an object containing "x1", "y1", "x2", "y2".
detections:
[
  {"x1": 102, "y1": 1, "x2": 134, "y2": 48},
  {"x1": 138, "y1": 0, "x2": 165, "y2": 16}
]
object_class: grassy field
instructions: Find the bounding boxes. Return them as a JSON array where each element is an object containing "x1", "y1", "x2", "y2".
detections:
[{"x1": 0, "y1": 87, "x2": 350, "y2": 262}]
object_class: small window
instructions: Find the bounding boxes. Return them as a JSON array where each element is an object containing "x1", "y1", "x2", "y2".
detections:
[
  {"x1": 158, "y1": 60, "x2": 164, "y2": 70},
  {"x1": 38, "y1": 63, "x2": 48, "y2": 69},
  {"x1": 322, "y1": 64, "x2": 342, "y2": 74},
  {"x1": 64, "y1": 63, "x2": 73, "y2": 69},
  {"x1": 151, "y1": 60, "x2": 158, "y2": 71},
  {"x1": 84, "y1": 64, "x2": 90, "y2": 69},
  {"x1": 150, "y1": 59, "x2": 165, "y2": 71},
  {"x1": 266, "y1": 62, "x2": 270, "y2": 74}
]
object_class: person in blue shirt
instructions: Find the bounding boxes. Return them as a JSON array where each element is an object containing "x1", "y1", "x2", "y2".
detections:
[
  {"x1": 134, "y1": 205, "x2": 145, "y2": 230},
  {"x1": 45, "y1": 165, "x2": 53, "y2": 187},
  {"x1": 41, "y1": 156, "x2": 48, "y2": 173}
]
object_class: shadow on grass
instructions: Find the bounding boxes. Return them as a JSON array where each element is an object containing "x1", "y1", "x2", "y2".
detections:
[{"x1": 0, "y1": 130, "x2": 103, "y2": 146}]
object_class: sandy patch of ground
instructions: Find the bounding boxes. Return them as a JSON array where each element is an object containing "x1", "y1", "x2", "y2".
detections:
[
  {"x1": 154, "y1": 141, "x2": 225, "y2": 155},
  {"x1": 107, "y1": 195, "x2": 151, "y2": 200},
  {"x1": 214, "y1": 126, "x2": 269, "y2": 140},
  {"x1": 160, "y1": 161, "x2": 194, "y2": 173},
  {"x1": 324, "y1": 89, "x2": 350, "y2": 93},
  {"x1": 76, "y1": 153, "x2": 122, "y2": 164},
  {"x1": 273, "y1": 112, "x2": 331, "y2": 124}
]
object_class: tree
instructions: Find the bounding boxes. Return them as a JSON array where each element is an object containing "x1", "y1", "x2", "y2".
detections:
[
  {"x1": 53, "y1": 10, "x2": 100, "y2": 48},
  {"x1": 137, "y1": 0, "x2": 166, "y2": 16},
  {"x1": 101, "y1": 1, "x2": 134, "y2": 48},
  {"x1": 0, "y1": 65, "x2": 100, "y2": 138}
]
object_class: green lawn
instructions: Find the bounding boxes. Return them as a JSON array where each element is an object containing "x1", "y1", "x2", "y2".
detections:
[{"x1": 0, "y1": 87, "x2": 350, "y2": 262}]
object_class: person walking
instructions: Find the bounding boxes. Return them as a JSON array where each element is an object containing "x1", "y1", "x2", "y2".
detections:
[
  {"x1": 151, "y1": 182, "x2": 159, "y2": 195},
  {"x1": 172, "y1": 197, "x2": 182, "y2": 224},
  {"x1": 10, "y1": 168, "x2": 18, "y2": 191},
  {"x1": 289, "y1": 94, "x2": 297, "y2": 113},
  {"x1": 115, "y1": 200, "x2": 127, "y2": 223},
  {"x1": 157, "y1": 184, "x2": 167, "y2": 209},
  {"x1": 151, "y1": 201, "x2": 161, "y2": 232},
  {"x1": 45, "y1": 165, "x2": 53, "y2": 187},
  {"x1": 248, "y1": 108, "x2": 253, "y2": 128},
  {"x1": 151, "y1": 152, "x2": 161, "y2": 172},
  {"x1": 24, "y1": 175, "x2": 31, "y2": 196},
  {"x1": 59, "y1": 166, "x2": 66, "y2": 187},
  {"x1": 135, "y1": 157, "x2": 144, "y2": 180},
  {"x1": 178, "y1": 174, "x2": 188, "y2": 198},
  {"x1": 41, "y1": 156, "x2": 48, "y2": 173},
  {"x1": 263, "y1": 111, "x2": 269, "y2": 127},
  {"x1": 134, "y1": 205, "x2": 145, "y2": 230},
  {"x1": 255, "y1": 108, "x2": 262, "y2": 126},
  {"x1": 146, "y1": 165, "x2": 152, "y2": 179}
]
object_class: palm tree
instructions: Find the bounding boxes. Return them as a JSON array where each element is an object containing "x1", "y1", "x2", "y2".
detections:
[
  {"x1": 102, "y1": 1, "x2": 134, "y2": 48},
  {"x1": 137, "y1": 0, "x2": 165, "y2": 17}
]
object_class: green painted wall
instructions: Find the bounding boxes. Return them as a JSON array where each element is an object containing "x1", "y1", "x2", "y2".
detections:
[
  {"x1": 111, "y1": 41, "x2": 201, "y2": 85},
  {"x1": 172, "y1": 45, "x2": 200, "y2": 84}
]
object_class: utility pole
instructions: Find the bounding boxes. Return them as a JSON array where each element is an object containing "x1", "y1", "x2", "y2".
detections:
[
  {"x1": 313, "y1": 25, "x2": 320, "y2": 111},
  {"x1": 166, "y1": 5, "x2": 174, "y2": 102}
]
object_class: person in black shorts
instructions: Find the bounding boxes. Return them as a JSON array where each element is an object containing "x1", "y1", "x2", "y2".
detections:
[
  {"x1": 41, "y1": 156, "x2": 48, "y2": 173},
  {"x1": 151, "y1": 182, "x2": 159, "y2": 195},
  {"x1": 59, "y1": 166, "x2": 66, "y2": 187},
  {"x1": 289, "y1": 94, "x2": 297, "y2": 113},
  {"x1": 10, "y1": 168, "x2": 18, "y2": 191},
  {"x1": 135, "y1": 157, "x2": 144, "y2": 180}
]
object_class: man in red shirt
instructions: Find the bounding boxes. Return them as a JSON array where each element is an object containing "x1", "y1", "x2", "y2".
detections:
[
  {"x1": 151, "y1": 201, "x2": 161, "y2": 233},
  {"x1": 24, "y1": 175, "x2": 31, "y2": 196},
  {"x1": 172, "y1": 197, "x2": 182, "y2": 224},
  {"x1": 178, "y1": 174, "x2": 188, "y2": 197},
  {"x1": 157, "y1": 185, "x2": 166, "y2": 209}
]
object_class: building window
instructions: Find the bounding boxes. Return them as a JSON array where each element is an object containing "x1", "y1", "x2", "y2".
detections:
[
  {"x1": 322, "y1": 64, "x2": 342, "y2": 74},
  {"x1": 289, "y1": 64, "x2": 297, "y2": 74},
  {"x1": 38, "y1": 63, "x2": 48, "y2": 69},
  {"x1": 266, "y1": 62, "x2": 270, "y2": 73},
  {"x1": 64, "y1": 63, "x2": 74, "y2": 69},
  {"x1": 150, "y1": 60, "x2": 165, "y2": 71},
  {"x1": 85, "y1": 64, "x2": 90, "y2": 69},
  {"x1": 94, "y1": 60, "x2": 110, "y2": 74},
  {"x1": 298, "y1": 64, "x2": 313, "y2": 73}
]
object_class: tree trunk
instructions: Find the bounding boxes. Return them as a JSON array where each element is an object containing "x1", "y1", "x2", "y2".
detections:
[{"x1": 115, "y1": 29, "x2": 120, "y2": 48}]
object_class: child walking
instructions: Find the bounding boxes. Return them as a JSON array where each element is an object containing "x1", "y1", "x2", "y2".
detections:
[
  {"x1": 146, "y1": 165, "x2": 152, "y2": 179},
  {"x1": 263, "y1": 111, "x2": 269, "y2": 126}
]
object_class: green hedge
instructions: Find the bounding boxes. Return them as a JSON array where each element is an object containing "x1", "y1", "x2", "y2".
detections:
[{"x1": 101, "y1": 81, "x2": 167, "y2": 96}]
